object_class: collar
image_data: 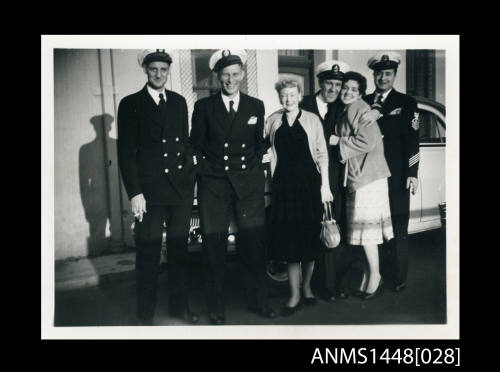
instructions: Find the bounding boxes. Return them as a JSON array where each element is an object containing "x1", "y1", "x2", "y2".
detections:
[
  {"x1": 315, "y1": 93, "x2": 328, "y2": 107},
  {"x1": 221, "y1": 91, "x2": 240, "y2": 112},
  {"x1": 147, "y1": 84, "x2": 167, "y2": 105},
  {"x1": 375, "y1": 88, "x2": 392, "y2": 103}
]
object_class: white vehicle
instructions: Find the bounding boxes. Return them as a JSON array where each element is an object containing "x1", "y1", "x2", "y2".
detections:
[{"x1": 409, "y1": 96, "x2": 446, "y2": 233}]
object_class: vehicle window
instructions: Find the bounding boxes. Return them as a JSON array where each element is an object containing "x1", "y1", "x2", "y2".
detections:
[{"x1": 418, "y1": 109, "x2": 446, "y2": 144}]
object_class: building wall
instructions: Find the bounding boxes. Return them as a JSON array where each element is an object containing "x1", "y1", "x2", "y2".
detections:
[{"x1": 54, "y1": 49, "x2": 109, "y2": 259}]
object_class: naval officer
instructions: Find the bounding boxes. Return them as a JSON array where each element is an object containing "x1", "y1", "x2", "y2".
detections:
[
  {"x1": 191, "y1": 49, "x2": 276, "y2": 324},
  {"x1": 117, "y1": 49, "x2": 199, "y2": 325},
  {"x1": 365, "y1": 51, "x2": 420, "y2": 292}
]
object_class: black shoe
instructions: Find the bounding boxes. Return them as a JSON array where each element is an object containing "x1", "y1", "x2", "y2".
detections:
[
  {"x1": 303, "y1": 297, "x2": 317, "y2": 306},
  {"x1": 208, "y1": 312, "x2": 225, "y2": 325},
  {"x1": 169, "y1": 308, "x2": 199, "y2": 324},
  {"x1": 248, "y1": 305, "x2": 277, "y2": 319},
  {"x1": 362, "y1": 279, "x2": 384, "y2": 300},
  {"x1": 281, "y1": 300, "x2": 303, "y2": 317},
  {"x1": 392, "y1": 282, "x2": 407, "y2": 292}
]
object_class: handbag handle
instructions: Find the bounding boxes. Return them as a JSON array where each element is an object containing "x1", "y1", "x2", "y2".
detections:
[{"x1": 323, "y1": 202, "x2": 336, "y2": 222}]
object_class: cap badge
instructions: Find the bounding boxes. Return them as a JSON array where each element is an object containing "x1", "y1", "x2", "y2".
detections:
[
  {"x1": 381, "y1": 55, "x2": 389, "y2": 61},
  {"x1": 332, "y1": 64, "x2": 339, "y2": 73},
  {"x1": 156, "y1": 49, "x2": 165, "y2": 53},
  {"x1": 222, "y1": 49, "x2": 231, "y2": 58}
]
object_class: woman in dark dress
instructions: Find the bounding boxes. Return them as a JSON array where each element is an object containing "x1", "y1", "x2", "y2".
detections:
[{"x1": 264, "y1": 79, "x2": 333, "y2": 316}]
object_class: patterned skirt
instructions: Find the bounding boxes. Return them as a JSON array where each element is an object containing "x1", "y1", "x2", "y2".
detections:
[{"x1": 345, "y1": 177, "x2": 394, "y2": 246}]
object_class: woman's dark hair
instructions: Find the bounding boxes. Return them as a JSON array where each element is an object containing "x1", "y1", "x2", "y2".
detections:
[{"x1": 342, "y1": 71, "x2": 367, "y2": 96}]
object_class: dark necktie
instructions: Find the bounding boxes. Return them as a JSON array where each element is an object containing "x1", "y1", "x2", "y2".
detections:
[
  {"x1": 229, "y1": 100, "x2": 236, "y2": 121},
  {"x1": 324, "y1": 102, "x2": 335, "y2": 130},
  {"x1": 159, "y1": 93, "x2": 166, "y2": 110},
  {"x1": 375, "y1": 93, "x2": 383, "y2": 105}
]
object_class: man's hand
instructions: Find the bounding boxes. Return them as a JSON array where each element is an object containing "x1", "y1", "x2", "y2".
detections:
[
  {"x1": 262, "y1": 153, "x2": 272, "y2": 163},
  {"x1": 321, "y1": 185, "x2": 334, "y2": 203},
  {"x1": 131, "y1": 193, "x2": 147, "y2": 222},
  {"x1": 329, "y1": 135, "x2": 340, "y2": 146},
  {"x1": 359, "y1": 109, "x2": 381, "y2": 127},
  {"x1": 406, "y1": 177, "x2": 418, "y2": 195}
]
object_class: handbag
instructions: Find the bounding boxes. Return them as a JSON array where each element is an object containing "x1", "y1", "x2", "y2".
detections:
[{"x1": 320, "y1": 202, "x2": 341, "y2": 249}]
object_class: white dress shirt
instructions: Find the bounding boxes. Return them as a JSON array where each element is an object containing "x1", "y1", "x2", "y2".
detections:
[
  {"x1": 315, "y1": 94, "x2": 328, "y2": 120},
  {"x1": 221, "y1": 91, "x2": 240, "y2": 112},
  {"x1": 147, "y1": 85, "x2": 167, "y2": 106}
]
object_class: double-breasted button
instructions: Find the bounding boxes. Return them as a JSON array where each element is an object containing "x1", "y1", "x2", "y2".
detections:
[
  {"x1": 224, "y1": 143, "x2": 229, "y2": 148},
  {"x1": 242, "y1": 164, "x2": 246, "y2": 169},
  {"x1": 225, "y1": 166, "x2": 229, "y2": 171},
  {"x1": 164, "y1": 153, "x2": 168, "y2": 157},
  {"x1": 224, "y1": 155, "x2": 228, "y2": 161},
  {"x1": 164, "y1": 169, "x2": 169, "y2": 173},
  {"x1": 162, "y1": 139, "x2": 166, "y2": 143},
  {"x1": 241, "y1": 156, "x2": 245, "y2": 161},
  {"x1": 175, "y1": 137, "x2": 179, "y2": 142},
  {"x1": 178, "y1": 165, "x2": 182, "y2": 169},
  {"x1": 241, "y1": 144, "x2": 246, "y2": 148},
  {"x1": 177, "y1": 152, "x2": 181, "y2": 156}
]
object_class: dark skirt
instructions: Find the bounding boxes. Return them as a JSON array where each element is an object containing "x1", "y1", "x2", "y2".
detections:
[{"x1": 267, "y1": 111, "x2": 323, "y2": 263}]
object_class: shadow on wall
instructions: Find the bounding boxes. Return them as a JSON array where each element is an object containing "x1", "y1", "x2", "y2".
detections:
[{"x1": 79, "y1": 113, "x2": 116, "y2": 257}]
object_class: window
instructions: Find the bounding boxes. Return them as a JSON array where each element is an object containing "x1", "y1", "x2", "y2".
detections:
[
  {"x1": 417, "y1": 100, "x2": 446, "y2": 144},
  {"x1": 278, "y1": 50, "x2": 314, "y2": 96}
]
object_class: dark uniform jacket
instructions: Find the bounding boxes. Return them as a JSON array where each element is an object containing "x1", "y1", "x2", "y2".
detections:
[
  {"x1": 191, "y1": 92, "x2": 268, "y2": 200},
  {"x1": 364, "y1": 88, "x2": 420, "y2": 188},
  {"x1": 117, "y1": 85, "x2": 196, "y2": 205},
  {"x1": 300, "y1": 92, "x2": 343, "y2": 161}
]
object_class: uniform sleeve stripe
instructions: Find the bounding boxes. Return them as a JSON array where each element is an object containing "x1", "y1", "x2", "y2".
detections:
[{"x1": 409, "y1": 153, "x2": 420, "y2": 167}]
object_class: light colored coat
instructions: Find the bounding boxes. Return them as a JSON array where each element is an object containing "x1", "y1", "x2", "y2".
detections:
[
  {"x1": 337, "y1": 99, "x2": 391, "y2": 191},
  {"x1": 264, "y1": 108, "x2": 329, "y2": 176}
]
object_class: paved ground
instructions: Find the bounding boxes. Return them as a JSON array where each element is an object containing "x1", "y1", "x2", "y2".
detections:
[{"x1": 53, "y1": 229, "x2": 446, "y2": 327}]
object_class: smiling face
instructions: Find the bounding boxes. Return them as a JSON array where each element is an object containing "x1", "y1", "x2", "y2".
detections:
[
  {"x1": 145, "y1": 61, "x2": 170, "y2": 90},
  {"x1": 374, "y1": 68, "x2": 396, "y2": 93},
  {"x1": 340, "y1": 79, "x2": 362, "y2": 105},
  {"x1": 218, "y1": 63, "x2": 245, "y2": 98},
  {"x1": 319, "y1": 78, "x2": 343, "y2": 103},
  {"x1": 279, "y1": 86, "x2": 302, "y2": 112}
]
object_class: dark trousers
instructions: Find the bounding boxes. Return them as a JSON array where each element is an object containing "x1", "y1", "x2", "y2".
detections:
[
  {"x1": 198, "y1": 175, "x2": 268, "y2": 314},
  {"x1": 134, "y1": 202, "x2": 192, "y2": 321},
  {"x1": 382, "y1": 176, "x2": 411, "y2": 286},
  {"x1": 312, "y1": 162, "x2": 359, "y2": 296}
]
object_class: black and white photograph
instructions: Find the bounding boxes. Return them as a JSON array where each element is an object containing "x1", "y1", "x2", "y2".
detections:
[{"x1": 41, "y1": 35, "x2": 459, "y2": 340}]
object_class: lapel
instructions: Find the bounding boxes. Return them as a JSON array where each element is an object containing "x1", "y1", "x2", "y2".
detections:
[
  {"x1": 312, "y1": 92, "x2": 323, "y2": 122},
  {"x1": 381, "y1": 88, "x2": 397, "y2": 111},
  {"x1": 213, "y1": 92, "x2": 233, "y2": 135},
  {"x1": 139, "y1": 85, "x2": 163, "y2": 126},
  {"x1": 365, "y1": 92, "x2": 375, "y2": 106},
  {"x1": 162, "y1": 90, "x2": 176, "y2": 133}
]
